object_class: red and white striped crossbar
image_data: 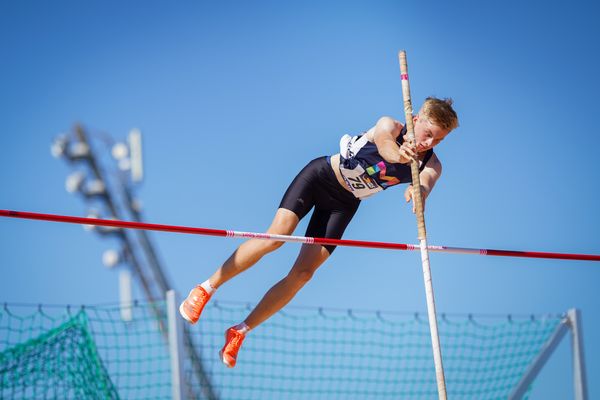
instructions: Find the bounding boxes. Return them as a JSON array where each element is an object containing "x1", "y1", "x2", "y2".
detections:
[{"x1": 1, "y1": 209, "x2": 599, "y2": 262}]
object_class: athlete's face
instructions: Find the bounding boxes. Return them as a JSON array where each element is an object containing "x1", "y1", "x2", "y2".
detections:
[{"x1": 412, "y1": 115, "x2": 450, "y2": 152}]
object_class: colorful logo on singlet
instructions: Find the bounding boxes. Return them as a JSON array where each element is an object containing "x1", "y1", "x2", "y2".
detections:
[{"x1": 366, "y1": 161, "x2": 400, "y2": 188}]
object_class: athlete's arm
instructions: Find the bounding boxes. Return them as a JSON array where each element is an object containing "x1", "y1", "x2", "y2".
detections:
[
  {"x1": 404, "y1": 152, "x2": 442, "y2": 213},
  {"x1": 372, "y1": 117, "x2": 417, "y2": 164}
]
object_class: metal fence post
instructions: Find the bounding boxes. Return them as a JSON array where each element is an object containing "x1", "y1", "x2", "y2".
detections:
[
  {"x1": 568, "y1": 309, "x2": 588, "y2": 400},
  {"x1": 167, "y1": 290, "x2": 185, "y2": 400}
]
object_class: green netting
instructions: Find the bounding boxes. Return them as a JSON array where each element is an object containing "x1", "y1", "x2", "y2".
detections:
[
  {"x1": 0, "y1": 301, "x2": 564, "y2": 400},
  {"x1": 0, "y1": 311, "x2": 118, "y2": 399},
  {"x1": 1, "y1": 303, "x2": 173, "y2": 399},
  {"x1": 190, "y1": 303, "x2": 562, "y2": 399}
]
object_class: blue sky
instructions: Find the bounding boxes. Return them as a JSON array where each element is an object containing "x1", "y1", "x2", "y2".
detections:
[{"x1": 1, "y1": 1, "x2": 599, "y2": 398}]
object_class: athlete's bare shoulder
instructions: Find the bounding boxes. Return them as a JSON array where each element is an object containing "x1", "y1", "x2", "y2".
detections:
[{"x1": 366, "y1": 117, "x2": 403, "y2": 145}]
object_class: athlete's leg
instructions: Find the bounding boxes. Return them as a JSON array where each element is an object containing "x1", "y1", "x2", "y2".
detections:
[
  {"x1": 243, "y1": 243, "x2": 330, "y2": 329},
  {"x1": 240, "y1": 194, "x2": 359, "y2": 329},
  {"x1": 208, "y1": 208, "x2": 299, "y2": 288},
  {"x1": 219, "y1": 239, "x2": 333, "y2": 366},
  {"x1": 180, "y1": 208, "x2": 299, "y2": 324},
  {"x1": 219, "y1": 158, "x2": 361, "y2": 366},
  {"x1": 182, "y1": 159, "x2": 320, "y2": 326}
]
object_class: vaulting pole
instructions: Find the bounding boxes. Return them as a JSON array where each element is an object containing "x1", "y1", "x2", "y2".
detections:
[{"x1": 399, "y1": 50, "x2": 447, "y2": 399}]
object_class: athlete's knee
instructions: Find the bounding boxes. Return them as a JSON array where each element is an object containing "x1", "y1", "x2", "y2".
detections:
[{"x1": 288, "y1": 266, "x2": 317, "y2": 284}]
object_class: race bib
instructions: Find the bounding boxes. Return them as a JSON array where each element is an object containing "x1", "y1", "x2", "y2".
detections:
[{"x1": 339, "y1": 134, "x2": 383, "y2": 199}]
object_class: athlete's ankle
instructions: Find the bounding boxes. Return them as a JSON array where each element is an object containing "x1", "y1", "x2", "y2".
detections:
[
  {"x1": 232, "y1": 322, "x2": 250, "y2": 335},
  {"x1": 200, "y1": 279, "x2": 216, "y2": 295}
]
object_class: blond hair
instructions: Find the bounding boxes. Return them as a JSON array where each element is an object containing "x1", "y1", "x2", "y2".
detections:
[{"x1": 419, "y1": 97, "x2": 459, "y2": 131}]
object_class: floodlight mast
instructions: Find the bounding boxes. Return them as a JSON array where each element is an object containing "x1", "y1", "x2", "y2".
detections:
[{"x1": 51, "y1": 124, "x2": 217, "y2": 400}]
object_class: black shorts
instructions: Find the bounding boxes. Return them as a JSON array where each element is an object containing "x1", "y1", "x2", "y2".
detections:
[{"x1": 279, "y1": 156, "x2": 361, "y2": 254}]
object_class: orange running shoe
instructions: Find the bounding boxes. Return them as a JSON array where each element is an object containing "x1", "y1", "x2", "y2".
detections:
[
  {"x1": 179, "y1": 285, "x2": 211, "y2": 324},
  {"x1": 219, "y1": 327, "x2": 246, "y2": 368}
]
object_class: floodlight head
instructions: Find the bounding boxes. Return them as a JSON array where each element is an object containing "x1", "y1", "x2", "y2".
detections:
[
  {"x1": 51, "y1": 135, "x2": 69, "y2": 158},
  {"x1": 68, "y1": 142, "x2": 90, "y2": 160},
  {"x1": 112, "y1": 142, "x2": 129, "y2": 160},
  {"x1": 65, "y1": 171, "x2": 85, "y2": 193},
  {"x1": 85, "y1": 179, "x2": 106, "y2": 197},
  {"x1": 96, "y1": 219, "x2": 122, "y2": 236},
  {"x1": 118, "y1": 158, "x2": 131, "y2": 172},
  {"x1": 102, "y1": 249, "x2": 121, "y2": 269},
  {"x1": 83, "y1": 211, "x2": 121, "y2": 236},
  {"x1": 83, "y1": 209, "x2": 100, "y2": 232}
]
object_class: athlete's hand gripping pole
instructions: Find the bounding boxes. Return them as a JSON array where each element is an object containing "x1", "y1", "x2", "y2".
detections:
[{"x1": 399, "y1": 50, "x2": 448, "y2": 400}]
